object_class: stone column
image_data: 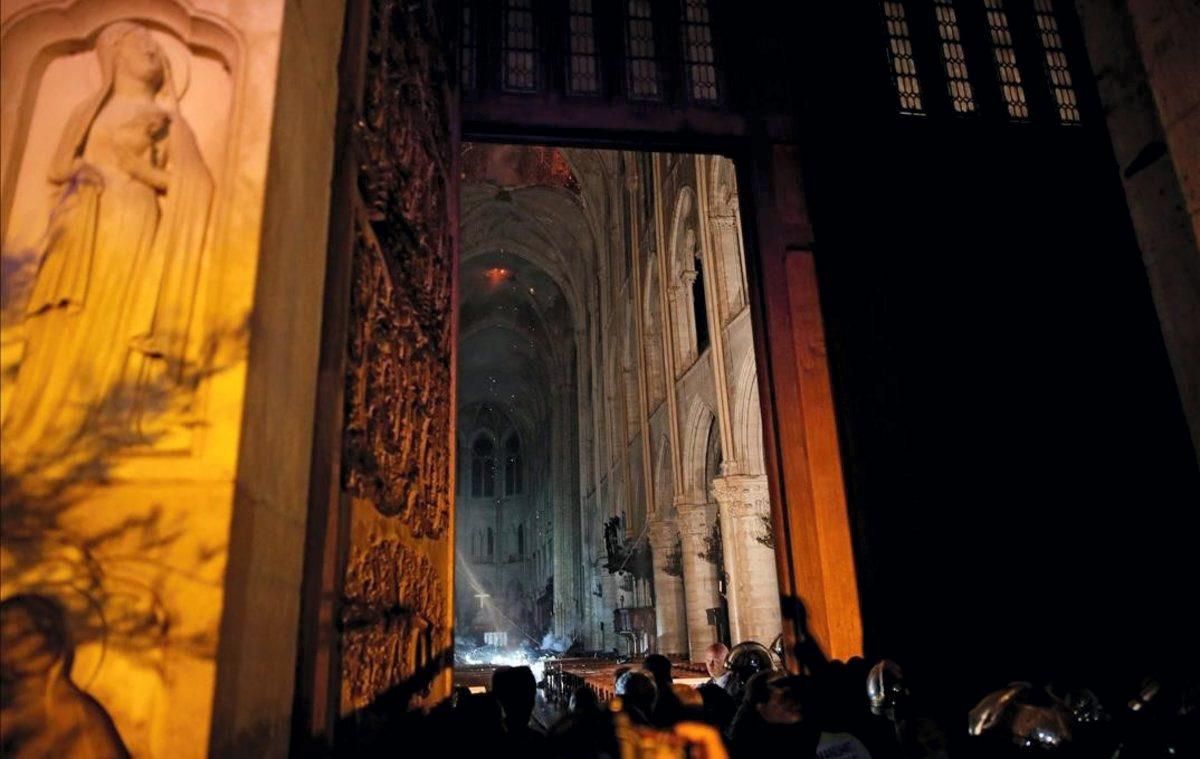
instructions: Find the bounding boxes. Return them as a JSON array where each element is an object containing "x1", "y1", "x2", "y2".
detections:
[
  {"x1": 648, "y1": 518, "x2": 689, "y2": 655},
  {"x1": 676, "y1": 499, "x2": 722, "y2": 659},
  {"x1": 711, "y1": 475, "x2": 781, "y2": 645},
  {"x1": 710, "y1": 213, "x2": 745, "y2": 320}
]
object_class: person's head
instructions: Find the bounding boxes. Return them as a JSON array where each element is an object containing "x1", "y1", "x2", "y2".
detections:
[
  {"x1": 643, "y1": 654, "x2": 673, "y2": 690},
  {"x1": 756, "y1": 675, "x2": 808, "y2": 725},
  {"x1": 613, "y1": 665, "x2": 632, "y2": 689},
  {"x1": 454, "y1": 692, "x2": 506, "y2": 738},
  {"x1": 743, "y1": 670, "x2": 783, "y2": 707},
  {"x1": 705, "y1": 642, "x2": 730, "y2": 680},
  {"x1": 491, "y1": 665, "x2": 537, "y2": 728},
  {"x1": 698, "y1": 683, "x2": 737, "y2": 732},
  {"x1": 615, "y1": 669, "x2": 658, "y2": 724},
  {"x1": 0, "y1": 594, "x2": 73, "y2": 687},
  {"x1": 569, "y1": 684, "x2": 600, "y2": 715},
  {"x1": 672, "y1": 684, "x2": 704, "y2": 718},
  {"x1": 726, "y1": 641, "x2": 775, "y2": 700},
  {"x1": 867, "y1": 659, "x2": 908, "y2": 721}
]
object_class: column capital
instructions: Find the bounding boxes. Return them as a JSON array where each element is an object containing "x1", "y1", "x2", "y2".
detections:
[
  {"x1": 647, "y1": 518, "x2": 679, "y2": 550},
  {"x1": 674, "y1": 498, "x2": 717, "y2": 536},
  {"x1": 710, "y1": 474, "x2": 770, "y2": 519},
  {"x1": 710, "y1": 213, "x2": 738, "y2": 231}
]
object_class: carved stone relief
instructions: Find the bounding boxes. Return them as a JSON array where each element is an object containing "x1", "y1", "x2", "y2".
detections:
[
  {"x1": 343, "y1": 207, "x2": 451, "y2": 538},
  {"x1": 337, "y1": 0, "x2": 456, "y2": 719},
  {"x1": 340, "y1": 538, "x2": 446, "y2": 712},
  {"x1": 342, "y1": 0, "x2": 453, "y2": 539},
  {"x1": 1, "y1": 7, "x2": 247, "y2": 757},
  {"x1": 1, "y1": 20, "x2": 228, "y2": 465}
]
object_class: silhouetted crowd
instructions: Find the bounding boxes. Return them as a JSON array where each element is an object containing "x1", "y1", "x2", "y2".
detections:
[{"x1": 424, "y1": 640, "x2": 1199, "y2": 759}]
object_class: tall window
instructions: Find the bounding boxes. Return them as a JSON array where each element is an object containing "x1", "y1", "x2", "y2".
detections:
[
  {"x1": 681, "y1": 0, "x2": 718, "y2": 104},
  {"x1": 693, "y1": 251, "x2": 710, "y2": 354},
  {"x1": 472, "y1": 437, "x2": 496, "y2": 497},
  {"x1": 504, "y1": 435, "x2": 523, "y2": 496},
  {"x1": 461, "y1": 0, "x2": 477, "y2": 90},
  {"x1": 934, "y1": 0, "x2": 976, "y2": 114},
  {"x1": 487, "y1": 527, "x2": 494, "y2": 559},
  {"x1": 882, "y1": 1, "x2": 924, "y2": 114},
  {"x1": 1032, "y1": 0, "x2": 1081, "y2": 124},
  {"x1": 625, "y1": 0, "x2": 661, "y2": 100},
  {"x1": 502, "y1": 0, "x2": 539, "y2": 92},
  {"x1": 983, "y1": 0, "x2": 1029, "y2": 120},
  {"x1": 567, "y1": 0, "x2": 601, "y2": 95}
]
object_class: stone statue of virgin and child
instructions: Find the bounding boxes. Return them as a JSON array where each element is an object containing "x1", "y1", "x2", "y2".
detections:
[{"x1": 2, "y1": 21, "x2": 214, "y2": 464}]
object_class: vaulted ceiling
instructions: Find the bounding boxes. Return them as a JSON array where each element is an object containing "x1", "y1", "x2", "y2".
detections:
[{"x1": 458, "y1": 144, "x2": 619, "y2": 449}]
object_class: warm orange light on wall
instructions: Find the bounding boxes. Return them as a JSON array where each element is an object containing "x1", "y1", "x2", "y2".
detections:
[{"x1": 485, "y1": 267, "x2": 511, "y2": 285}]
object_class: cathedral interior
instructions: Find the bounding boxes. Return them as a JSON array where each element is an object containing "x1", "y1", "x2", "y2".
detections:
[
  {"x1": 454, "y1": 144, "x2": 781, "y2": 663},
  {"x1": 0, "y1": 0, "x2": 1198, "y2": 756}
]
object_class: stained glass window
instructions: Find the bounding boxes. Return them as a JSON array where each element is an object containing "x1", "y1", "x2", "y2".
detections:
[
  {"x1": 883, "y1": 1, "x2": 924, "y2": 114},
  {"x1": 934, "y1": 0, "x2": 976, "y2": 113},
  {"x1": 568, "y1": 0, "x2": 602, "y2": 95},
  {"x1": 503, "y1": 0, "x2": 539, "y2": 92},
  {"x1": 681, "y1": 0, "x2": 719, "y2": 104},
  {"x1": 983, "y1": 0, "x2": 1029, "y2": 120},
  {"x1": 626, "y1": 0, "x2": 662, "y2": 100},
  {"x1": 1033, "y1": 0, "x2": 1081, "y2": 123}
]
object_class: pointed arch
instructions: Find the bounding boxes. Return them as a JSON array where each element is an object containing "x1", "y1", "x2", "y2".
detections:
[
  {"x1": 708, "y1": 156, "x2": 746, "y2": 321},
  {"x1": 622, "y1": 302, "x2": 639, "y2": 441},
  {"x1": 732, "y1": 353, "x2": 766, "y2": 475},
  {"x1": 682, "y1": 399, "x2": 718, "y2": 500},
  {"x1": 504, "y1": 430, "x2": 523, "y2": 495},
  {"x1": 653, "y1": 434, "x2": 675, "y2": 516},
  {"x1": 642, "y1": 252, "x2": 666, "y2": 406},
  {"x1": 669, "y1": 187, "x2": 706, "y2": 367},
  {"x1": 472, "y1": 434, "x2": 497, "y2": 498}
]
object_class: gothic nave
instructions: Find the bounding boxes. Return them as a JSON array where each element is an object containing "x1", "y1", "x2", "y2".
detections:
[{"x1": 453, "y1": 144, "x2": 782, "y2": 664}]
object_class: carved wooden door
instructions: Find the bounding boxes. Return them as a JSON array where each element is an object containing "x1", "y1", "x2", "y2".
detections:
[{"x1": 293, "y1": 0, "x2": 458, "y2": 749}]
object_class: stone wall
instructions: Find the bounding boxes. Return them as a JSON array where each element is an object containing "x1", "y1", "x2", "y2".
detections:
[
  {"x1": 1076, "y1": 0, "x2": 1200, "y2": 461},
  {"x1": 0, "y1": 1, "x2": 302, "y2": 756}
]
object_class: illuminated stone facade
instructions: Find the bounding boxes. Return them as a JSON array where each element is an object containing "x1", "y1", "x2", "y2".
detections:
[{"x1": 0, "y1": 2, "x2": 297, "y2": 756}]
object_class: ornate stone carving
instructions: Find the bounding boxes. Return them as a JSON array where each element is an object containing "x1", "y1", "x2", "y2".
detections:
[
  {"x1": 341, "y1": 0, "x2": 453, "y2": 538},
  {"x1": 343, "y1": 208, "x2": 451, "y2": 537},
  {"x1": 710, "y1": 213, "x2": 738, "y2": 231},
  {"x1": 675, "y1": 499, "x2": 717, "y2": 537},
  {"x1": 336, "y1": 0, "x2": 456, "y2": 720},
  {"x1": 2, "y1": 21, "x2": 214, "y2": 462},
  {"x1": 340, "y1": 538, "x2": 447, "y2": 711},
  {"x1": 647, "y1": 518, "x2": 679, "y2": 549},
  {"x1": 710, "y1": 475, "x2": 771, "y2": 520}
]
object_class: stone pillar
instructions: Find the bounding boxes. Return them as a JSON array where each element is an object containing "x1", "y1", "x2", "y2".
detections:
[
  {"x1": 676, "y1": 499, "x2": 722, "y2": 659},
  {"x1": 710, "y1": 213, "x2": 745, "y2": 320},
  {"x1": 552, "y1": 389, "x2": 579, "y2": 641},
  {"x1": 711, "y1": 475, "x2": 782, "y2": 645},
  {"x1": 648, "y1": 518, "x2": 689, "y2": 655}
]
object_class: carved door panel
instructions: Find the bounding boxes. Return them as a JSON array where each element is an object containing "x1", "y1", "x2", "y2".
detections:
[{"x1": 294, "y1": 0, "x2": 458, "y2": 747}]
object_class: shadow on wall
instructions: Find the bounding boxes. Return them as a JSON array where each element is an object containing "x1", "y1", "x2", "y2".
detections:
[
  {"x1": 0, "y1": 593, "x2": 131, "y2": 757},
  {"x1": 0, "y1": 318, "x2": 246, "y2": 754}
]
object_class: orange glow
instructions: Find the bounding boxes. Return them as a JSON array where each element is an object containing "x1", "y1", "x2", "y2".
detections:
[{"x1": 485, "y1": 267, "x2": 511, "y2": 285}]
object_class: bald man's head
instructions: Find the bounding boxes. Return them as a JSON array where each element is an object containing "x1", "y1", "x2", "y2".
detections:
[{"x1": 705, "y1": 642, "x2": 730, "y2": 679}]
